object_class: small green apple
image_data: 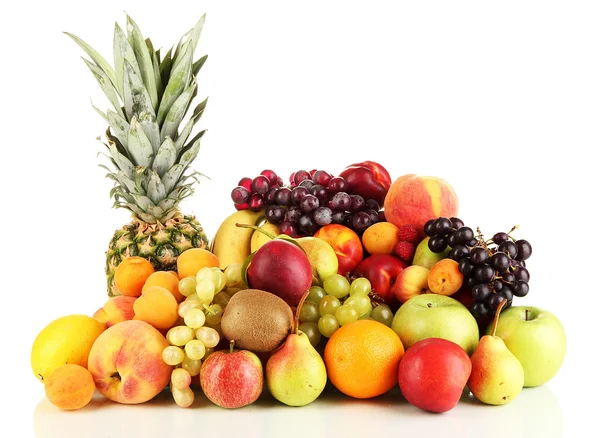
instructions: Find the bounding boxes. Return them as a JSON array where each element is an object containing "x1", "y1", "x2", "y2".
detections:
[
  {"x1": 392, "y1": 294, "x2": 480, "y2": 355},
  {"x1": 412, "y1": 237, "x2": 450, "y2": 269},
  {"x1": 488, "y1": 306, "x2": 566, "y2": 387},
  {"x1": 296, "y1": 236, "x2": 339, "y2": 285}
]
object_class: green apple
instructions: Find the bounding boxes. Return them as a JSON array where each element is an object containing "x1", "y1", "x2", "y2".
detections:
[
  {"x1": 487, "y1": 306, "x2": 566, "y2": 387},
  {"x1": 412, "y1": 237, "x2": 450, "y2": 269},
  {"x1": 296, "y1": 236, "x2": 339, "y2": 285},
  {"x1": 392, "y1": 294, "x2": 479, "y2": 355}
]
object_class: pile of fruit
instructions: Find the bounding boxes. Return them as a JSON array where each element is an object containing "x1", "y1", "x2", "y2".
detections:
[{"x1": 31, "y1": 14, "x2": 566, "y2": 414}]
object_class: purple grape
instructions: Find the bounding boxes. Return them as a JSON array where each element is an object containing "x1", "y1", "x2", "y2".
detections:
[
  {"x1": 471, "y1": 302, "x2": 489, "y2": 318},
  {"x1": 458, "y1": 258, "x2": 473, "y2": 275},
  {"x1": 286, "y1": 205, "x2": 302, "y2": 223},
  {"x1": 498, "y1": 240, "x2": 518, "y2": 258},
  {"x1": 298, "y1": 214, "x2": 317, "y2": 234},
  {"x1": 433, "y1": 217, "x2": 452, "y2": 236},
  {"x1": 291, "y1": 186, "x2": 310, "y2": 204},
  {"x1": 493, "y1": 232, "x2": 510, "y2": 245},
  {"x1": 515, "y1": 239, "x2": 533, "y2": 261},
  {"x1": 299, "y1": 179, "x2": 315, "y2": 190},
  {"x1": 293, "y1": 170, "x2": 311, "y2": 186},
  {"x1": 351, "y1": 211, "x2": 372, "y2": 232},
  {"x1": 280, "y1": 221, "x2": 299, "y2": 238},
  {"x1": 331, "y1": 210, "x2": 347, "y2": 224},
  {"x1": 428, "y1": 236, "x2": 447, "y2": 253},
  {"x1": 248, "y1": 193, "x2": 264, "y2": 212},
  {"x1": 251, "y1": 175, "x2": 270, "y2": 195},
  {"x1": 264, "y1": 187, "x2": 278, "y2": 204},
  {"x1": 513, "y1": 267, "x2": 530, "y2": 282},
  {"x1": 310, "y1": 184, "x2": 328, "y2": 205},
  {"x1": 274, "y1": 187, "x2": 292, "y2": 206},
  {"x1": 424, "y1": 219, "x2": 436, "y2": 237},
  {"x1": 300, "y1": 194, "x2": 320, "y2": 213},
  {"x1": 349, "y1": 194, "x2": 365, "y2": 213},
  {"x1": 312, "y1": 170, "x2": 332, "y2": 186},
  {"x1": 473, "y1": 264, "x2": 495, "y2": 283},
  {"x1": 365, "y1": 199, "x2": 380, "y2": 211},
  {"x1": 313, "y1": 207, "x2": 333, "y2": 226},
  {"x1": 328, "y1": 177, "x2": 348, "y2": 194},
  {"x1": 364, "y1": 209, "x2": 379, "y2": 225},
  {"x1": 472, "y1": 284, "x2": 491, "y2": 302},
  {"x1": 260, "y1": 169, "x2": 278, "y2": 186},
  {"x1": 490, "y1": 252, "x2": 510, "y2": 271},
  {"x1": 448, "y1": 244, "x2": 470, "y2": 261},
  {"x1": 456, "y1": 227, "x2": 475, "y2": 244},
  {"x1": 331, "y1": 192, "x2": 352, "y2": 211},
  {"x1": 265, "y1": 205, "x2": 285, "y2": 224},
  {"x1": 450, "y1": 217, "x2": 464, "y2": 229},
  {"x1": 470, "y1": 247, "x2": 489, "y2": 264},
  {"x1": 513, "y1": 280, "x2": 529, "y2": 297},
  {"x1": 231, "y1": 186, "x2": 250, "y2": 204}
]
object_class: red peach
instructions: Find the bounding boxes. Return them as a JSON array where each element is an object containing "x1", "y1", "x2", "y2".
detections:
[{"x1": 313, "y1": 224, "x2": 364, "y2": 276}]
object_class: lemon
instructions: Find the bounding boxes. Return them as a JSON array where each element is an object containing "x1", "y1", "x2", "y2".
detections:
[{"x1": 31, "y1": 314, "x2": 105, "y2": 383}]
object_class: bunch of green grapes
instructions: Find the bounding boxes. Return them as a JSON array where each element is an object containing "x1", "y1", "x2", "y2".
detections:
[
  {"x1": 297, "y1": 274, "x2": 395, "y2": 347},
  {"x1": 161, "y1": 263, "x2": 244, "y2": 407}
]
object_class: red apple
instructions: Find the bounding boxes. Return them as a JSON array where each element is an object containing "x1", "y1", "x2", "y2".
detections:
[
  {"x1": 398, "y1": 338, "x2": 472, "y2": 413},
  {"x1": 391, "y1": 265, "x2": 431, "y2": 303},
  {"x1": 313, "y1": 224, "x2": 363, "y2": 276},
  {"x1": 354, "y1": 254, "x2": 407, "y2": 305},
  {"x1": 247, "y1": 238, "x2": 312, "y2": 306},
  {"x1": 200, "y1": 342, "x2": 264, "y2": 409},
  {"x1": 338, "y1": 161, "x2": 392, "y2": 206}
]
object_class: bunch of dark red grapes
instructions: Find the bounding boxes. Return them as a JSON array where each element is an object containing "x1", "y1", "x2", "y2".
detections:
[
  {"x1": 230, "y1": 169, "x2": 383, "y2": 237},
  {"x1": 425, "y1": 217, "x2": 532, "y2": 318}
]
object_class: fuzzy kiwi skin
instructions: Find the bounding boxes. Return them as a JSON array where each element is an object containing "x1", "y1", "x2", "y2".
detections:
[{"x1": 221, "y1": 289, "x2": 294, "y2": 353}]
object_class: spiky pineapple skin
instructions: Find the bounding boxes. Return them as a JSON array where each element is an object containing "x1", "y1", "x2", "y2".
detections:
[{"x1": 105, "y1": 214, "x2": 208, "y2": 297}]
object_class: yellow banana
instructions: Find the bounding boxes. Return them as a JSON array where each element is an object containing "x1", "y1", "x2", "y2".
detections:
[
  {"x1": 250, "y1": 222, "x2": 280, "y2": 254},
  {"x1": 211, "y1": 209, "x2": 266, "y2": 269}
]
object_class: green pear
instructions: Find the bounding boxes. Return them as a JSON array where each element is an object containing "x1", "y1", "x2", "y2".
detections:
[
  {"x1": 412, "y1": 237, "x2": 450, "y2": 269},
  {"x1": 265, "y1": 329, "x2": 327, "y2": 406},
  {"x1": 467, "y1": 300, "x2": 524, "y2": 405}
]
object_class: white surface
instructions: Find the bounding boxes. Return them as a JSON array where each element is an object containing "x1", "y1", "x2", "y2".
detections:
[{"x1": 1, "y1": 1, "x2": 597, "y2": 437}]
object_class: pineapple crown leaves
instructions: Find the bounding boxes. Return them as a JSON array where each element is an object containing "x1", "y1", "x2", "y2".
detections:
[{"x1": 65, "y1": 14, "x2": 208, "y2": 223}]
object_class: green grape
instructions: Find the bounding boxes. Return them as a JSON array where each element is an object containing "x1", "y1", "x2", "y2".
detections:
[
  {"x1": 307, "y1": 286, "x2": 327, "y2": 304},
  {"x1": 162, "y1": 346, "x2": 185, "y2": 366},
  {"x1": 184, "y1": 307, "x2": 206, "y2": 329},
  {"x1": 166, "y1": 325, "x2": 195, "y2": 346},
  {"x1": 335, "y1": 305, "x2": 359, "y2": 326},
  {"x1": 184, "y1": 339, "x2": 206, "y2": 361},
  {"x1": 195, "y1": 326, "x2": 220, "y2": 348},
  {"x1": 205, "y1": 304, "x2": 223, "y2": 326},
  {"x1": 349, "y1": 277, "x2": 372, "y2": 296},
  {"x1": 318, "y1": 314, "x2": 340, "y2": 338},
  {"x1": 178, "y1": 276, "x2": 197, "y2": 297},
  {"x1": 323, "y1": 274, "x2": 350, "y2": 299},
  {"x1": 196, "y1": 267, "x2": 214, "y2": 282},
  {"x1": 344, "y1": 294, "x2": 372, "y2": 318},
  {"x1": 178, "y1": 299, "x2": 202, "y2": 319},
  {"x1": 170, "y1": 368, "x2": 192, "y2": 390},
  {"x1": 299, "y1": 322, "x2": 321, "y2": 348},
  {"x1": 211, "y1": 268, "x2": 227, "y2": 293},
  {"x1": 224, "y1": 263, "x2": 243, "y2": 287},
  {"x1": 319, "y1": 295, "x2": 341, "y2": 316},
  {"x1": 196, "y1": 278, "x2": 215, "y2": 303},
  {"x1": 172, "y1": 386, "x2": 194, "y2": 408},
  {"x1": 213, "y1": 291, "x2": 231, "y2": 308},
  {"x1": 299, "y1": 301, "x2": 320, "y2": 323},
  {"x1": 371, "y1": 303, "x2": 394, "y2": 327},
  {"x1": 181, "y1": 355, "x2": 202, "y2": 376}
]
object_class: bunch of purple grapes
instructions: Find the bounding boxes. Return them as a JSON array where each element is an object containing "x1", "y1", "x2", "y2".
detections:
[
  {"x1": 230, "y1": 169, "x2": 383, "y2": 237},
  {"x1": 425, "y1": 217, "x2": 532, "y2": 318}
]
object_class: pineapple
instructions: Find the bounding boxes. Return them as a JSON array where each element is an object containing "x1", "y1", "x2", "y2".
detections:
[{"x1": 67, "y1": 15, "x2": 209, "y2": 296}]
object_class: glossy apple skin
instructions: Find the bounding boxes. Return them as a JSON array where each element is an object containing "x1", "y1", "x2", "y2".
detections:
[
  {"x1": 339, "y1": 161, "x2": 392, "y2": 206},
  {"x1": 313, "y1": 224, "x2": 363, "y2": 276},
  {"x1": 200, "y1": 348, "x2": 264, "y2": 409},
  {"x1": 247, "y1": 239, "x2": 312, "y2": 306},
  {"x1": 399, "y1": 338, "x2": 471, "y2": 413},
  {"x1": 354, "y1": 254, "x2": 407, "y2": 305}
]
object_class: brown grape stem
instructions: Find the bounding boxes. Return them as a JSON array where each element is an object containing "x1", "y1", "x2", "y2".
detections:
[{"x1": 491, "y1": 299, "x2": 507, "y2": 337}]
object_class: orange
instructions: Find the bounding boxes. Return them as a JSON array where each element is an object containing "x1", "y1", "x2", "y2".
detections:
[
  {"x1": 176, "y1": 248, "x2": 219, "y2": 279},
  {"x1": 114, "y1": 257, "x2": 155, "y2": 297},
  {"x1": 143, "y1": 271, "x2": 184, "y2": 302},
  {"x1": 324, "y1": 319, "x2": 404, "y2": 399}
]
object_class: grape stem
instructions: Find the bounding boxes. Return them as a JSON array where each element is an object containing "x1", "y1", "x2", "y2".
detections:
[{"x1": 491, "y1": 298, "x2": 507, "y2": 337}]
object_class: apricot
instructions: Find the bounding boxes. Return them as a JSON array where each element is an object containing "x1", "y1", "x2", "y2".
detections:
[
  {"x1": 427, "y1": 259, "x2": 464, "y2": 296},
  {"x1": 177, "y1": 248, "x2": 219, "y2": 279},
  {"x1": 114, "y1": 257, "x2": 155, "y2": 297},
  {"x1": 44, "y1": 364, "x2": 96, "y2": 410},
  {"x1": 362, "y1": 222, "x2": 402, "y2": 255},
  {"x1": 143, "y1": 271, "x2": 184, "y2": 303},
  {"x1": 133, "y1": 286, "x2": 179, "y2": 331}
]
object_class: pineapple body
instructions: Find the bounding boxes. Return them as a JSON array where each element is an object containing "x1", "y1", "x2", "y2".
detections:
[{"x1": 106, "y1": 215, "x2": 208, "y2": 297}]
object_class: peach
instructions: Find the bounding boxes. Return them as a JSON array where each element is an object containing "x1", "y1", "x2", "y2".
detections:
[
  {"x1": 391, "y1": 265, "x2": 432, "y2": 303},
  {"x1": 362, "y1": 222, "x2": 402, "y2": 255},
  {"x1": 44, "y1": 364, "x2": 96, "y2": 411},
  {"x1": 313, "y1": 224, "x2": 364, "y2": 276},
  {"x1": 427, "y1": 259, "x2": 464, "y2": 296},
  {"x1": 87, "y1": 320, "x2": 172, "y2": 404},
  {"x1": 94, "y1": 296, "x2": 137, "y2": 328},
  {"x1": 133, "y1": 286, "x2": 179, "y2": 331},
  {"x1": 383, "y1": 174, "x2": 459, "y2": 240}
]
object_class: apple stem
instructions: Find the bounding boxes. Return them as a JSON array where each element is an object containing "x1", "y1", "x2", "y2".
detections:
[
  {"x1": 525, "y1": 309, "x2": 531, "y2": 321},
  {"x1": 229, "y1": 339, "x2": 235, "y2": 354},
  {"x1": 491, "y1": 299, "x2": 507, "y2": 337},
  {"x1": 293, "y1": 289, "x2": 311, "y2": 334},
  {"x1": 235, "y1": 223, "x2": 277, "y2": 240}
]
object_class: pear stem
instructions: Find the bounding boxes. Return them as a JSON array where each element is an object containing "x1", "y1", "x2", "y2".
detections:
[
  {"x1": 293, "y1": 289, "x2": 311, "y2": 334},
  {"x1": 229, "y1": 339, "x2": 235, "y2": 354},
  {"x1": 491, "y1": 298, "x2": 507, "y2": 337},
  {"x1": 235, "y1": 223, "x2": 277, "y2": 240}
]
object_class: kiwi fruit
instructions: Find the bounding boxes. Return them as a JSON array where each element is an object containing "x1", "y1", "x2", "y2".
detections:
[{"x1": 221, "y1": 289, "x2": 294, "y2": 353}]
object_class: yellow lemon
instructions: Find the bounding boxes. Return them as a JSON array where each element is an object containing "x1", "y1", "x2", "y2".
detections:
[{"x1": 31, "y1": 314, "x2": 105, "y2": 383}]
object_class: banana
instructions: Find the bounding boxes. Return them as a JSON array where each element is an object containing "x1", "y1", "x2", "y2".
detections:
[
  {"x1": 250, "y1": 222, "x2": 280, "y2": 254},
  {"x1": 211, "y1": 209, "x2": 266, "y2": 269}
]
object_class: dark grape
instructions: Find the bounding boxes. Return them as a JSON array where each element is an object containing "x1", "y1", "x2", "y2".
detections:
[
  {"x1": 312, "y1": 170, "x2": 332, "y2": 187},
  {"x1": 285, "y1": 205, "x2": 302, "y2": 223},
  {"x1": 471, "y1": 302, "x2": 489, "y2": 318},
  {"x1": 248, "y1": 193, "x2": 265, "y2": 212},
  {"x1": 487, "y1": 293, "x2": 505, "y2": 311},
  {"x1": 424, "y1": 219, "x2": 436, "y2": 237},
  {"x1": 450, "y1": 217, "x2": 465, "y2": 229},
  {"x1": 265, "y1": 205, "x2": 285, "y2": 224},
  {"x1": 465, "y1": 276, "x2": 479, "y2": 289},
  {"x1": 449, "y1": 244, "x2": 470, "y2": 261},
  {"x1": 365, "y1": 199, "x2": 380, "y2": 211},
  {"x1": 231, "y1": 186, "x2": 250, "y2": 204},
  {"x1": 472, "y1": 284, "x2": 491, "y2": 302},
  {"x1": 331, "y1": 210, "x2": 348, "y2": 224},
  {"x1": 310, "y1": 184, "x2": 328, "y2": 205},
  {"x1": 498, "y1": 240, "x2": 518, "y2": 258},
  {"x1": 238, "y1": 177, "x2": 252, "y2": 191},
  {"x1": 493, "y1": 280, "x2": 504, "y2": 291},
  {"x1": 515, "y1": 239, "x2": 533, "y2": 261},
  {"x1": 293, "y1": 170, "x2": 311, "y2": 185},
  {"x1": 467, "y1": 237, "x2": 478, "y2": 246},
  {"x1": 260, "y1": 169, "x2": 278, "y2": 186},
  {"x1": 458, "y1": 258, "x2": 474, "y2": 275},
  {"x1": 513, "y1": 267, "x2": 530, "y2": 282},
  {"x1": 298, "y1": 214, "x2": 317, "y2": 234},
  {"x1": 501, "y1": 271, "x2": 516, "y2": 283},
  {"x1": 313, "y1": 207, "x2": 333, "y2": 226},
  {"x1": 274, "y1": 187, "x2": 292, "y2": 206},
  {"x1": 499, "y1": 286, "x2": 514, "y2": 302},
  {"x1": 251, "y1": 175, "x2": 270, "y2": 195},
  {"x1": 264, "y1": 187, "x2": 278, "y2": 204},
  {"x1": 331, "y1": 192, "x2": 352, "y2": 211},
  {"x1": 428, "y1": 236, "x2": 448, "y2": 253},
  {"x1": 349, "y1": 195, "x2": 365, "y2": 213},
  {"x1": 234, "y1": 201, "x2": 249, "y2": 211},
  {"x1": 492, "y1": 232, "x2": 510, "y2": 245},
  {"x1": 470, "y1": 247, "x2": 489, "y2": 264},
  {"x1": 291, "y1": 186, "x2": 310, "y2": 204},
  {"x1": 300, "y1": 194, "x2": 319, "y2": 213},
  {"x1": 473, "y1": 264, "x2": 495, "y2": 283},
  {"x1": 446, "y1": 231, "x2": 458, "y2": 247},
  {"x1": 364, "y1": 209, "x2": 380, "y2": 225},
  {"x1": 298, "y1": 179, "x2": 315, "y2": 190},
  {"x1": 490, "y1": 252, "x2": 510, "y2": 271},
  {"x1": 328, "y1": 177, "x2": 348, "y2": 194},
  {"x1": 513, "y1": 280, "x2": 529, "y2": 297},
  {"x1": 279, "y1": 221, "x2": 299, "y2": 238},
  {"x1": 352, "y1": 212, "x2": 372, "y2": 232},
  {"x1": 456, "y1": 227, "x2": 475, "y2": 244},
  {"x1": 433, "y1": 217, "x2": 452, "y2": 236}
]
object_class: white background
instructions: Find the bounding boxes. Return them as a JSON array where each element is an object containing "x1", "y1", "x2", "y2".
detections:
[{"x1": 2, "y1": 1, "x2": 597, "y2": 437}]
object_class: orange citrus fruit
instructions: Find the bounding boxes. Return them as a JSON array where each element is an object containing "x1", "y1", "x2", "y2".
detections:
[{"x1": 324, "y1": 319, "x2": 404, "y2": 399}]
